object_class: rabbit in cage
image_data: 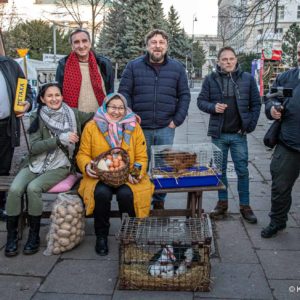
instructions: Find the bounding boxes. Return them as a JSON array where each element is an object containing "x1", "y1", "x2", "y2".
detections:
[{"x1": 148, "y1": 245, "x2": 197, "y2": 277}]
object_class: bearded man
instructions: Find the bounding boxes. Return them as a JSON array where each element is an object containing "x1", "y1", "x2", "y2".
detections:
[{"x1": 118, "y1": 29, "x2": 190, "y2": 209}]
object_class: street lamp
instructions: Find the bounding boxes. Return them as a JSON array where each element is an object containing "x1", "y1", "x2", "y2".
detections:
[{"x1": 190, "y1": 15, "x2": 197, "y2": 88}]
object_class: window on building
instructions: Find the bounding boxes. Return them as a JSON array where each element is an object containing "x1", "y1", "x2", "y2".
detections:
[
  {"x1": 277, "y1": 6, "x2": 284, "y2": 20},
  {"x1": 257, "y1": 29, "x2": 263, "y2": 35},
  {"x1": 297, "y1": 5, "x2": 300, "y2": 19},
  {"x1": 209, "y1": 45, "x2": 217, "y2": 57},
  {"x1": 276, "y1": 28, "x2": 283, "y2": 34}
]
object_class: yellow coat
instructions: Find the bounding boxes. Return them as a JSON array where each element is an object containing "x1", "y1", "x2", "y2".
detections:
[{"x1": 76, "y1": 120, "x2": 154, "y2": 218}]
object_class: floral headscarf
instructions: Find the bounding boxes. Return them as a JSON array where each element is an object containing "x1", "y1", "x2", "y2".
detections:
[{"x1": 93, "y1": 93, "x2": 137, "y2": 148}]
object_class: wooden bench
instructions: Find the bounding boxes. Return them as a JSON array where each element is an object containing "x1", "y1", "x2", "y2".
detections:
[{"x1": 0, "y1": 175, "x2": 225, "y2": 238}]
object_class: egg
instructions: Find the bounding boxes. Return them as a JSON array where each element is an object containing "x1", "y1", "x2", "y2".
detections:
[
  {"x1": 105, "y1": 159, "x2": 112, "y2": 167},
  {"x1": 113, "y1": 159, "x2": 119, "y2": 168},
  {"x1": 117, "y1": 154, "x2": 122, "y2": 161},
  {"x1": 109, "y1": 166, "x2": 115, "y2": 171}
]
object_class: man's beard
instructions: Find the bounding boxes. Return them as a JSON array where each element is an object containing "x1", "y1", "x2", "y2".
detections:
[{"x1": 150, "y1": 51, "x2": 164, "y2": 63}]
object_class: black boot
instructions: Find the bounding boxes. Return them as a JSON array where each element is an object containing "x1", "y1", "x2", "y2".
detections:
[
  {"x1": 5, "y1": 216, "x2": 19, "y2": 257},
  {"x1": 95, "y1": 236, "x2": 108, "y2": 256},
  {"x1": 23, "y1": 215, "x2": 41, "y2": 255}
]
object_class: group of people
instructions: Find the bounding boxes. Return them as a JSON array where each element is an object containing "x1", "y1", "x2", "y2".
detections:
[{"x1": 1, "y1": 28, "x2": 299, "y2": 258}]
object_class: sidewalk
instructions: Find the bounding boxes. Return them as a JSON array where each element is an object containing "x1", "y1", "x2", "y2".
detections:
[{"x1": 0, "y1": 86, "x2": 300, "y2": 300}]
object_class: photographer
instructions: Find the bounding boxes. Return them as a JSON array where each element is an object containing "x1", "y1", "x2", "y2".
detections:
[{"x1": 261, "y1": 42, "x2": 300, "y2": 238}]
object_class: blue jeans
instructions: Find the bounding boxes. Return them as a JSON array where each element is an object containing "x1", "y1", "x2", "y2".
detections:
[
  {"x1": 143, "y1": 127, "x2": 175, "y2": 203},
  {"x1": 212, "y1": 133, "x2": 249, "y2": 206}
]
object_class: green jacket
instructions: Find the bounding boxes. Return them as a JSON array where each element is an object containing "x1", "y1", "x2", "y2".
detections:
[{"x1": 23, "y1": 109, "x2": 93, "y2": 169}]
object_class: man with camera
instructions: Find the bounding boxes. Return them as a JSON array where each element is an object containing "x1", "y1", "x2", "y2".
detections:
[{"x1": 261, "y1": 42, "x2": 300, "y2": 238}]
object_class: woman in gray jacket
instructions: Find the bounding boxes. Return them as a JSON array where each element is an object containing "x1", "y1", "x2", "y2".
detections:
[{"x1": 4, "y1": 82, "x2": 92, "y2": 257}]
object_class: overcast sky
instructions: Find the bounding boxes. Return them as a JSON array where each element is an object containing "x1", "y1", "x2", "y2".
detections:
[{"x1": 161, "y1": 0, "x2": 218, "y2": 35}]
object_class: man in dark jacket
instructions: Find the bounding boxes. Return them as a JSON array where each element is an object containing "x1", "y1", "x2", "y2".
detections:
[
  {"x1": 55, "y1": 28, "x2": 114, "y2": 113},
  {"x1": 119, "y1": 29, "x2": 191, "y2": 209},
  {"x1": 197, "y1": 46, "x2": 261, "y2": 223},
  {"x1": 261, "y1": 42, "x2": 300, "y2": 238},
  {"x1": 0, "y1": 55, "x2": 33, "y2": 220}
]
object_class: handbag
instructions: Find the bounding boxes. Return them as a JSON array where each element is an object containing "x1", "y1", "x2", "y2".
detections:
[{"x1": 263, "y1": 120, "x2": 281, "y2": 148}]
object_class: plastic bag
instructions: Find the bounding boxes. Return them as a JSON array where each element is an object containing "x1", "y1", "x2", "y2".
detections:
[{"x1": 43, "y1": 192, "x2": 85, "y2": 256}]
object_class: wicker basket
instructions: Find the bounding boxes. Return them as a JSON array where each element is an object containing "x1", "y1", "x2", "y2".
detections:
[{"x1": 92, "y1": 147, "x2": 130, "y2": 188}]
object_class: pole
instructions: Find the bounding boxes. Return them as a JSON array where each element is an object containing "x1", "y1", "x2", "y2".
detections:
[
  {"x1": 190, "y1": 15, "x2": 197, "y2": 88},
  {"x1": 53, "y1": 24, "x2": 57, "y2": 64},
  {"x1": 274, "y1": 0, "x2": 279, "y2": 34},
  {"x1": 21, "y1": 52, "x2": 30, "y2": 152}
]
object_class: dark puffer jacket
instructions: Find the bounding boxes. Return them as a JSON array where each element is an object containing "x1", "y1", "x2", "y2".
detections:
[
  {"x1": 0, "y1": 56, "x2": 33, "y2": 147},
  {"x1": 118, "y1": 54, "x2": 190, "y2": 129},
  {"x1": 197, "y1": 66, "x2": 261, "y2": 138},
  {"x1": 265, "y1": 68, "x2": 300, "y2": 151},
  {"x1": 55, "y1": 51, "x2": 114, "y2": 95}
]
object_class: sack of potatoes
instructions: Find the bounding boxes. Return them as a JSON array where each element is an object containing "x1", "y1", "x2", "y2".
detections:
[{"x1": 43, "y1": 192, "x2": 85, "y2": 256}]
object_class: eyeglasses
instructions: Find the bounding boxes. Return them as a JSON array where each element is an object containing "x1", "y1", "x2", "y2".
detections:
[{"x1": 107, "y1": 106, "x2": 125, "y2": 112}]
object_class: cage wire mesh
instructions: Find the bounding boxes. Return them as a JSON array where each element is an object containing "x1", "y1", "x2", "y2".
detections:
[
  {"x1": 150, "y1": 143, "x2": 223, "y2": 189},
  {"x1": 116, "y1": 216, "x2": 212, "y2": 291}
]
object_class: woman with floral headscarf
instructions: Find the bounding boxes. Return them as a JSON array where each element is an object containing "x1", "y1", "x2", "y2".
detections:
[{"x1": 76, "y1": 92, "x2": 154, "y2": 256}]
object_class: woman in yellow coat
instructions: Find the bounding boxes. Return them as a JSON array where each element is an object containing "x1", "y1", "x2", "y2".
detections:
[{"x1": 76, "y1": 92, "x2": 154, "y2": 256}]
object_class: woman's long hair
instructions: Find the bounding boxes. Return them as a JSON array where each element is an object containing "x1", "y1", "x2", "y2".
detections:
[{"x1": 28, "y1": 82, "x2": 63, "y2": 134}]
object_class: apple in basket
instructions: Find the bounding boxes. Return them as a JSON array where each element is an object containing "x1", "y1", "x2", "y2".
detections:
[{"x1": 97, "y1": 153, "x2": 125, "y2": 172}]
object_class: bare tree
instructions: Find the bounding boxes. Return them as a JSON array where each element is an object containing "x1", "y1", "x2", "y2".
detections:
[
  {"x1": 0, "y1": 0, "x2": 21, "y2": 31},
  {"x1": 218, "y1": 0, "x2": 291, "y2": 48},
  {"x1": 55, "y1": 0, "x2": 111, "y2": 47}
]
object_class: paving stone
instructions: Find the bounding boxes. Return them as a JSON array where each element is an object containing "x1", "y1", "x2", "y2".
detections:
[
  {"x1": 61, "y1": 236, "x2": 119, "y2": 261},
  {"x1": 0, "y1": 231, "x2": 6, "y2": 248},
  {"x1": 195, "y1": 262, "x2": 273, "y2": 299},
  {"x1": 112, "y1": 290, "x2": 193, "y2": 300},
  {"x1": 0, "y1": 274, "x2": 41, "y2": 300},
  {"x1": 0, "y1": 220, "x2": 6, "y2": 232},
  {"x1": 257, "y1": 250, "x2": 300, "y2": 279},
  {"x1": 0, "y1": 247, "x2": 59, "y2": 276},
  {"x1": 247, "y1": 226, "x2": 300, "y2": 254},
  {"x1": 40, "y1": 259, "x2": 118, "y2": 295},
  {"x1": 215, "y1": 220, "x2": 259, "y2": 263},
  {"x1": 269, "y1": 280, "x2": 300, "y2": 300},
  {"x1": 33, "y1": 292, "x2": 110, "y2": 300}
]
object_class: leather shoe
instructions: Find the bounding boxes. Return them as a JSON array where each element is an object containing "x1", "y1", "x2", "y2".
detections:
[
  {"x1": 210, "y1": 201, "x2": 228, "y2": 218},
  {"x1": 153, "y1": 201, "x2": 164, "y2": 210},
  {"x1": 240, "y1": 205, "x2": 257, "y2": 224},
  {"x1": 95, "y1": 236, "x2": 108, "y2": 256},
  {"x1": 261, "y1": 223, "x2": 286, "y2": 238}
]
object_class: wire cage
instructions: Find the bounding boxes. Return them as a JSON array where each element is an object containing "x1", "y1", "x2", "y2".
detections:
[
  {"x1": 116, "y1": 216, "x2": 212, "y2": 291},
  {"x1": 150, "y1": 143, "x2": 222, "y2": 189}
]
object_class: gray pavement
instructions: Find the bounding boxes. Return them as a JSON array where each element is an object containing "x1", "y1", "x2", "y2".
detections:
[{"x1": 1, "y1": 85, "x2": 300, "y2": 299}]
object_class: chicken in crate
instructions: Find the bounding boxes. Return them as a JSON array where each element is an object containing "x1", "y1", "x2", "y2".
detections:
[
  {"x1": 116, "y1": 216, "x2": 212, "y2": 291},
  {"x1": 150, "y1": 143, "x2": 222, "y2": 189}
]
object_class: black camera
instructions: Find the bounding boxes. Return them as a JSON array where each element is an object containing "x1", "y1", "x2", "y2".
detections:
[{"x1": 266, "y1": 87, "x2": 293, "y2": 99}]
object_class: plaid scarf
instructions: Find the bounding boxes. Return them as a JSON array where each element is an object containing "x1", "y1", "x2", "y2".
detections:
[
  {"x1": 94, "y1": 97, "x2": 137, "y2": 148},
  {"x1": 40, "y1": 102, "x2": 76, "y2": 136},
  {"x1": 62, "y1": 51, "x2": 106, "y2": 108}
]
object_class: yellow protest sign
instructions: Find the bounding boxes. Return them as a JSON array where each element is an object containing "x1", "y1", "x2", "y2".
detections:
[{"x1": 16, "y1": 48, "x2": 29, "y2": 58}]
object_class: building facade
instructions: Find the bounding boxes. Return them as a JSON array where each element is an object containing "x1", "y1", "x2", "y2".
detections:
[
  {"x1": 194, "y1": 34, "x2": 223, "y2": 77},
  {"x1": 218, "y1": 0, "x2": 300, "y2": 54},
  {"x1": 0, "y1": 0, "x2": 108, "y2": 31}
]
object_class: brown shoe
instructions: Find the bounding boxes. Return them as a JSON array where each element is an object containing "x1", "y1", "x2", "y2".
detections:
[
  {"x1": 240, "y1": 205, "x2": 257, "y2": 224},
  {"x1": 153, "y1": 201, "x2": 164, "y2": 210},
  {"x1": 210, "y1": 201, "x2": 228, "y2": 218}
]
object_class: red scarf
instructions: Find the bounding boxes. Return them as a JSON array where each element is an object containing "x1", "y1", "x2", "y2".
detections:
[{"x1": 62, "y1": 51, "x2": 106, "y2": 108}]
